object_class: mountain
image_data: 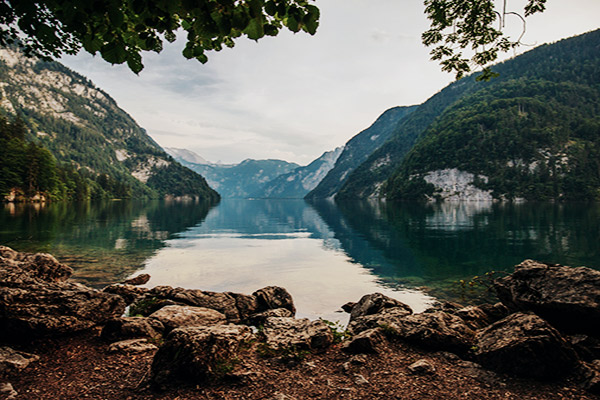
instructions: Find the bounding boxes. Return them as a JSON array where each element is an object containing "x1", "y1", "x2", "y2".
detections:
[
  {"x1": 0, "y1": 47, "x2": 219, "y2": 202},
  {"x1": 337, "y1": 29, "x2": 600, "y2": 201},
  {"x1": 385, "y1": 29, "x2": 600, "y2": 201},
  {"x1": 171, "y1": 157, "x2": 299, "y2": 198},
  {"x1": 164, "y1": 147, "x2": 210, "y2": 165},
  {"x1": 254, "y1": 147, "x2": 343, "y2": 198},
  {"x1": 305, "y1": 106, "x2": 418, "y2": 200}
]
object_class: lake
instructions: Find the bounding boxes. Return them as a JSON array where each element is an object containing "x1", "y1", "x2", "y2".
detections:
[{"x1": 2, "y1": 198, "x2": 600, "y2": 322}]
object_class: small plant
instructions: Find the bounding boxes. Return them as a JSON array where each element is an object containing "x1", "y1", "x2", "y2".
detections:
[
  {"x1": 212, "y1": 356, "x2": 240, "y2": 377},
  {"x1": 378, "y1": 322, "x2": 399, "y2": 338},
  {"x1": 128, "y1": 296, "x2": 162, "y2": 317},
  {"x1": 256, "y1": 343, "x2": 309, "y2": 362},
  {"x1": 455, "y1": 270, "x2": 508, "y2": 303},
  {"x1": 319, "y1": 319, "x2": 350, "y2": 343}
]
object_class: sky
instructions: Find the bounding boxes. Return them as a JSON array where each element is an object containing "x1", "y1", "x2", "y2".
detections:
[{"x1": 61, "y1": 0, "x2": 600, "y2": 165}]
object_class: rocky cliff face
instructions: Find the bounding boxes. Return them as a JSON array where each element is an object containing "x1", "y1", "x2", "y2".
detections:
[
  {"x1": 254, "y1": 147, "x2": 343, "y2": 198},
  {"x1": 0, "y1": 47, "x2": 218, "y2": 200},
  {"x1": 305, "y1": 106, "x2": 417, "y2": 200}
]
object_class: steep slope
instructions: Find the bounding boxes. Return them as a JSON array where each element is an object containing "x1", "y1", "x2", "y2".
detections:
[
  {"x1": 305, "y1": 106, "x2": 417, "y2": 200},
  {"x1": 164, "y1": 147, "x2": 210, "y2": 165},
  {"x1": 254, "y1": 147, "x2": 343, "y2": 198},
  {"x1": 171, "y1": 156, "x2": 299, "y2": 198},
  {"x1": 385, "y1": 29, "x2": 600, "y2": 201},
  {"x1": 0, "y1": 47, "x2": 219, "y2": 201},
  {"x1": 338, "y1": 29, "x2": 600, "y2": 200}
]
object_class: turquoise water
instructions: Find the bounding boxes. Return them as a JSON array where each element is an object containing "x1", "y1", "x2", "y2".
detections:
[{"x1": 2, "y1": 199, "x2": 599, "y2": 321}]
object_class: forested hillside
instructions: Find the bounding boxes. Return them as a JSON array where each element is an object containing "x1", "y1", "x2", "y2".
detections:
[
  {"x1": 385, "y1": 29, "x2": 600, "y2": 201},
  {"x1": 0, "y1": 47, "x2": 219, "y2": 202},
  {"x1": 337, "y1": 29, "x2": 600, "y2": 201}
]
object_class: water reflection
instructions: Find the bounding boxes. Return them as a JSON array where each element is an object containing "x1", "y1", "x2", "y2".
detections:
[
  {"x1": 0, "y1": 199, "x2": 215, "y2": 287},
  {"x1": 3, "y1": 198, "x2": 600, "y2": 319}
]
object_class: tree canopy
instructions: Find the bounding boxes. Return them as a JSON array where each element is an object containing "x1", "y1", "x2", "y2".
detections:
[
  {"x1": 1, "y1": 0, "x2": 546, "y2": 76},
  {"x1": 0, "y1": 0, "x2": 319, "y2": 73}
]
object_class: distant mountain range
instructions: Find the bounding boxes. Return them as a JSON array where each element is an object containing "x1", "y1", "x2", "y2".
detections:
[
  {"x1": 0, "y1": 47, "x2": 218, "y2": 202},
  {"x1": 3, "y1": 29, "x2": 598, "y2": 203}
]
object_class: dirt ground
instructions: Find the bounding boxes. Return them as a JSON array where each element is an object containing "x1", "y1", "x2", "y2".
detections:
[{"x1": 2, "y1": 328, "x2": 597, "y2": 400}]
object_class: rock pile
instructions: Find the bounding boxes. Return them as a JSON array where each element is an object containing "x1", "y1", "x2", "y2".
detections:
[{"x1": 1, "y1": 246, "x2": 599, "y2": 395}]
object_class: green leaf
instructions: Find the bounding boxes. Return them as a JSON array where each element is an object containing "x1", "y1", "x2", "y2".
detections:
[
  {"x1": 126, "y1": 52, "x2": 144, "y2": 74},
  {"x1": 100, "y1": 42, "x2": 128, "y2": 64},
  {"x1": 244, "y1": 18, "x2": 264, "y2": 40}
]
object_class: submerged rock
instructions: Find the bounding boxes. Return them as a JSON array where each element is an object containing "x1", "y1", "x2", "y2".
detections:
[
  {"x1": 150, "y1": 324, "x2": 253, "y2": 386},
  {"x1": 122, "y1": 273, "x2": 151, "y2": 286},
  {"x1": 495, "y1": 260, "x2": 600, "y2": 333},
  {"x1": 475, "y1": 312, "x2": 580, "y2": 379}
]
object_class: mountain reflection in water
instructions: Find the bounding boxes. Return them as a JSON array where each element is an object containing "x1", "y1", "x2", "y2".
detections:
[{"x1": 2, "y1": 199, "x2": 599, "y2": 321}]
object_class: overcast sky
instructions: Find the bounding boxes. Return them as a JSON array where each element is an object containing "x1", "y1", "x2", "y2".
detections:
[{"x1": 61, "y1": 0, "x2": 600, "y2": 165}]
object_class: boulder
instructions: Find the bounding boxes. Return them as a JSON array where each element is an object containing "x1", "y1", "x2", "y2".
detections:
[
  {"x1": 341, "y1": 328, "x2": 385, "y2": 354},
  {"x1": 103, "y1": 284, "x2": 149, "y2": 305},
  {"x1": 0, "y1": 246, "x2": 72, "y2": 283},
  {"x1": 149, "y1": 305, "x2": 226, "y2": 332},
  {"x1": 248, "y1": 308, "x2": 294, "y2": 326},
  {"x1": 260, "y1": 317, "x2": 333, "y2": 351},
  {"x1": 384, "y1": 311, "x2": 475, "y2": 355},
  {"x1": 347, "y1": 307, "x2": 413, "y2": 335},
  {"x1": 108, "y1": 338, "x2": 158, "y2": 354},
  {"x1": 349, "y1": 293, "x2": 412, "y2": 320},
  {"x1": 101, "y1": 317, "x2": 165, "y2": 342},
  {"x1": 455, "y1": 306, "x2": 493, "y2": 330},
  {"x1": 494, "y1": 260, "x2": 600, "y2": 333},
  {"x1": 0, "y1": 248, "x2": 126, "y2": 340},
  {"x1": 130, "y1": 285, "x2": 295, "y2": 324},
  {"x1": 122, "y1": 274, "x2": 150, "y2": 286},
  {"x1": 253, "y1": 286, "x2": 296, "y2": 315},
  {"x1": 475, "y1": 312, "x2": 580, "y2": 379},
  {"x1": 150, "y1": 325, "x2": 253, "y2": 385},
  {"x1": 0, "y1": 347, "x2": 39, "y2": 372}
]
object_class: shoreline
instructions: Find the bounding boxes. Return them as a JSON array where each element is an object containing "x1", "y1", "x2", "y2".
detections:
[{"x1": 1, "y1": 246, "x2": 599, "y2": 399}]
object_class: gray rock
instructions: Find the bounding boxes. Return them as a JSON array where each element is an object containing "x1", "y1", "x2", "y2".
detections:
[
  {"x1": 455, "y1": 305, "x2": 492, "y2": 330},
  {"x1": 108, "y1": 338, "x2": 158, "y2": 354},
  {"x1": 261, "y1": 317, "x2": 333, "y2": 351},
  {"x1": 385, "y1": 311, "x2": 475, "y2": 355},
  {"x1": 475, "y1": 312, "x2": 580, "y2": 379},
  {"x1": 150, "y1": 324, "x2": 253, "y2": 385},
  {"x1": 248, "y1": 308, "x2": 294, "y2": 326},
  {"x1": 0, "y1": 347, "x2": 39, "y2": 372},
  {"x1": 348, "y1": 307, "x2": 414, "y2": 335},
  {"x1": 0, "y1": 246, "x2": 71, "y2": 283},
  {"x1": 495, "y1": 260, "x2": 600, "y2": 333},
  {"x1": 341, "y1": 302, "x2": 356, "y2": 313},
  {"x1": 253, "y1": 286, "x2": 296, "y2": 315},
  {"x1": 103, "y1": 284, "x2": 149, "y2": 304},
  {"x1": 130, "y1": 285, "x2": 294, "y2": 324},
  {"x1": 101, "y1": 317, "x2": 165, "y2": 342},
  {"x1": 0, "y1": 248, "x2": 125, "y2": 340},
  {"x1": 0, "y1": 383, "x2": 17, "y2": 400},
  {"x1": 408, "y1": 359, "x2": 436, "y2": 375},
  {"x1": 149, "y1": 305, "x2": 226, "y2": 331},
  {"x1": 353, "y1": 373, "x2": 369, "y2": 385},
  {"x1": 349, "y1": 293, "x2": 412, "y2": 320},
  {"x1": 342, "y1": 328, "x2": 385, "y2": 354}
]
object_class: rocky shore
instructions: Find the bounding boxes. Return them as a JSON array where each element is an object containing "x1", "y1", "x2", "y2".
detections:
[{"x1": 1, "y1": 245, "x2": 599, "y2": 399}]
